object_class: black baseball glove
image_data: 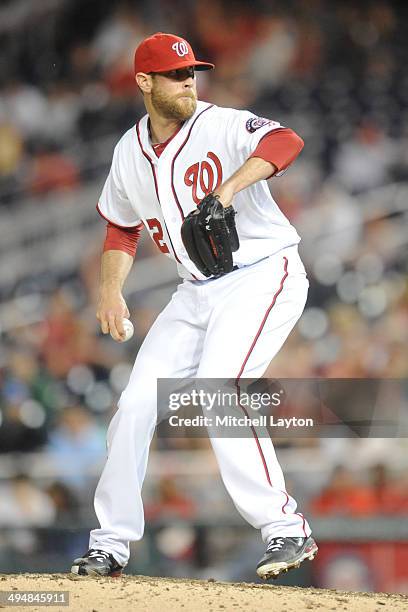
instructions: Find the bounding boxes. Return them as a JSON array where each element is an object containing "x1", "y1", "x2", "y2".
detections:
[{"x1": 181, "y1": 193, "x2": 240, "y2": 277}]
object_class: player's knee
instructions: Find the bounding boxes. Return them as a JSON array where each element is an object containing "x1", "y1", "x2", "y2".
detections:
[{"x1": 117, "y1": 390, "x2": 156, "y2": 426}]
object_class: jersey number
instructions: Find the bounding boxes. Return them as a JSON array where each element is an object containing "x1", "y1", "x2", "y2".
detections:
[
  {"x1": 146, "y1": 218, "x2": 170, "y2": 254},
  {"x1": 184, "y1": 152, "x2": 223, "y2": 205}
]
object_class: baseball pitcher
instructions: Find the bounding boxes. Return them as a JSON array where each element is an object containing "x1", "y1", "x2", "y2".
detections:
[{"x1": 71, "y1": 32, "x2": 318, "y2": 580}]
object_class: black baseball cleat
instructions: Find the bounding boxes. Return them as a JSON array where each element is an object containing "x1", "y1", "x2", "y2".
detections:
[
  {"x1": 256, "y1": 536, "x2": 318, "y2": 580},
  {"x1": 71, "y1": 549, "x2": 124, "y2": 577}
]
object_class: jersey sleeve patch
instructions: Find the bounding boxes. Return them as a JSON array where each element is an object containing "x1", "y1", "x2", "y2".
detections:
[{"x1": 246, "y1": 116, "x2": 277, "y2": 133}]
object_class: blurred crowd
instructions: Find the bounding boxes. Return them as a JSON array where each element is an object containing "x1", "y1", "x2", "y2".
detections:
[
  {"x1": 1, "y1": 1, "x2": 408, "y2": 201},
  {"x1": 0, "y1": 0, "x2": 408, "y2": 579}
]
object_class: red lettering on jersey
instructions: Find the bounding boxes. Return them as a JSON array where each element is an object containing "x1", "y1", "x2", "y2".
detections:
[
  {"x1": 184, "y1": 162, "x2": 200, "y2": 204},
  {"x1": 199, "y1": 160, "x2": 214, "y2": 195},
  {"x1": 146, "y1": 218, "x2": 170, "y2": 254},
  {"x1": 184, "y1": 152, "x2": 223, "y2": 205}
]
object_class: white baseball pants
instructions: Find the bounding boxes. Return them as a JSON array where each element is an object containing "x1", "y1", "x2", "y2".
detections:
[{"x1": 89, "y1": 244, "x2": 311, "y2": 566}]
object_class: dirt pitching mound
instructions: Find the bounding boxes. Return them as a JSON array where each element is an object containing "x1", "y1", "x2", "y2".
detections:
[{"x1": 0, "y1": 574, "x2": 406, "y2": 611}]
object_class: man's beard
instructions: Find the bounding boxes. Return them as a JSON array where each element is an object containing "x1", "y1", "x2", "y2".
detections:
[{"x1": 151, "y1": 85, "x2": 197, "y2": 121}]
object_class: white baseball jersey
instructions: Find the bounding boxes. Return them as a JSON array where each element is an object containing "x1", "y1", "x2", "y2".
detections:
[{"x1": 98, "y1": 101, "x2": 301, "y2": 280}]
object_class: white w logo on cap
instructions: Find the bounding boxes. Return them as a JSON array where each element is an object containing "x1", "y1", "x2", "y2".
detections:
[{"x1": 172, "y1": 41, "x2": 189, "y2": 57}]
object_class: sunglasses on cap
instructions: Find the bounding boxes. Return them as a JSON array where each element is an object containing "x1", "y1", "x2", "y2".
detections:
[{"x1": 152, "y1": 66, "x2": 195, "y2": 81}]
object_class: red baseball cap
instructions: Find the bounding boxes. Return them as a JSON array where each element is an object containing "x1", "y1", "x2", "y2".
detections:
[{"x1": 134, "y1": 32, "x2": 215, "y2": 74}]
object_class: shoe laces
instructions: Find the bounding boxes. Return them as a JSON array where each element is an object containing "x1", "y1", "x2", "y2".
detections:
[
  {"x1": 266, "y1": 537, "x2": 285, "y2": 552},
  {"x1": 88, "y1": 549, "x2": 111, "y2": 561}
]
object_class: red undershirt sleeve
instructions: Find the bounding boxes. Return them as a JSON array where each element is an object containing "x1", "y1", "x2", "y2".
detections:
[
  {"x1": 103, "y1": 222, "x2": 143, "y2": 258},
  {"x1": 249, "y1": 128, "x2": 304, "y2": 177}
]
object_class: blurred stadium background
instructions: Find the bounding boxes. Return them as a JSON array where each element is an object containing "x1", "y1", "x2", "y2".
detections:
[{"x1": 0, "y1": 0, "x2": 407, "y2": 593}]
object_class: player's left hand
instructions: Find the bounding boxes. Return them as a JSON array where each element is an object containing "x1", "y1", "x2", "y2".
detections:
[{"x1": 180, "y1": 193, "x2": 240, "y2": 277}]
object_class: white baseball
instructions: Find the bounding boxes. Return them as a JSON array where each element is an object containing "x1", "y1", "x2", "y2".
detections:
[{"x1": 120, "y1": 318, "x2": 134, "y2": 342}]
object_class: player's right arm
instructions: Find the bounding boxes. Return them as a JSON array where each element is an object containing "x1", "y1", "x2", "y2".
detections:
[
  {"x1": 96, "y1": 136, "x2": 143, "y2": 341},
  {"x1": 97, "y1": 249, "x2": 133, "y2": 342}
]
